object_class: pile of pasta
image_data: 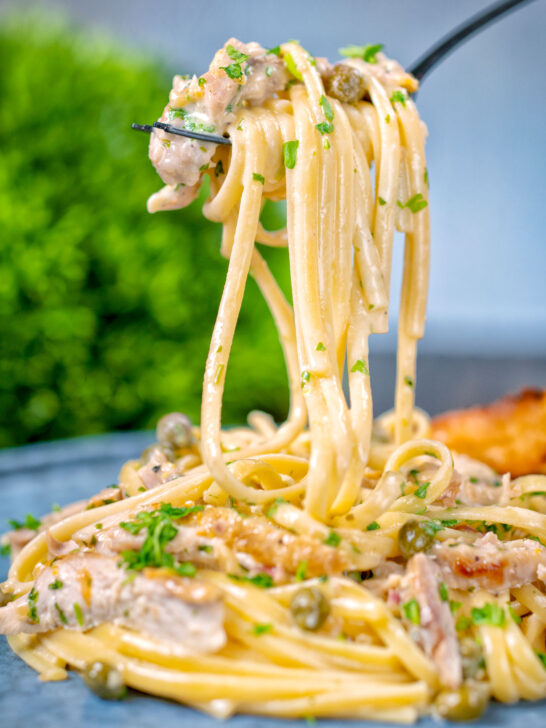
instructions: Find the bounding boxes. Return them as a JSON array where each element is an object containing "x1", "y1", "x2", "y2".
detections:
[{"x1": 4, "y1": 42, "x2": 546, "y2": 722}]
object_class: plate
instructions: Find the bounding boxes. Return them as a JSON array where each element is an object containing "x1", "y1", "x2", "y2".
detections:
[{"x1": 1, "y1": 433, "x2": 545, "y2": 727}]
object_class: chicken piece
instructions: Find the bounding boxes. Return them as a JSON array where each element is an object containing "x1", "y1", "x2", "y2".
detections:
[
  {"x1": 0, "y1": 553, "x2": 225, "y2": 654},
  {"x1": 137, "y1": 447, "x2": 179, "y2": 489},
  {"x1": 432, "y1": 389, "x2": 546, "y2": 477},
  {"x1": 399, "y1": 554, "x2": 462, "y2": 689},
  {"x1": 148, "y1": 38, "x2": 288, "y2": 201},
  {"x1": 433, "y1": 532, "x2": 546, "y2": 592}
]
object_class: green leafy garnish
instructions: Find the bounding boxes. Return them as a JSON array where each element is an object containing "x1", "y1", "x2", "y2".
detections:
[
  {"x1": 229, "y1": 573, "x2": 274, "y2": 588},
  {"x1": 28, "y1": 587, "x2": 39, "y2": 624},
  {"x1": 508, "y1": 604, "x2": 522, "y2": 624},
  {"x1": 283, "y1": 52, "x2": 302, "y2": 81},
  {"x1": 55, "y1": 603, "x2": 68, "y2": 625},
  {"x1": 404, "y1": 376, "x2": 414, "y2": 387},
  {"x1": 226, "y1": 45, "x2": 249, "y2": 63},
  {"x1": 215, "y1": 160, "x2": 224, "y2": 177},
  {"x1": 402, "y1": 598, "x2": 420, "y2": 625},
  {"x1": 390, "y1": 90, "x2": 407, "y2": 107},
  {"x1": 295, "y1": 560, "x2": 308, "y2": 580},
  {"x1": 378, "y1": 197, "x2": 387, "y2": 206},
  {"x1": 316, "y1": 121, "x2": 334, "y2": 135},
  {"x1": 398, "y1": 194, "x2": 428, "y2": 214},
  {"x1": 438, "y1": 582, "x2": 449, "y2": 602},
  {"x1": 252, "y1": 172, "x2": 265, "y2": 184},
  {"x1": 350, "y1": 359, "x2": 369, "y2": 375},
  {"x1": 536, "y1": 650, "x2": 546, "y2": 669},
  {"x1": 73, "y1": 603, "x2": 84, "y2": 627},
  {"x1": 471, "y1": 603, "x2": 505, "y2": 627},
  {"x1": 265, "y1": 66, "x2": 273, "y2": 77},
  {"x1": 0, "y1": 543, "x2": 11, "y2": 557},
  {"x1": 198, "y1": 544, "x2": 213, "y2": 554},
  {"x1": 456, "y1": 615, "x2": 472, "y2": 631},
  {"x1": 301, "y1": 370, "x2": 311, "y2": 387},
  {"x1": 323, "y1": 531, "x2": 341, "y2": 547},
  {"x1": 252, "y1": 623, "x2": 273, "y2": 635},
  {"x1": 339, "y1": 44, "x2": 384, "y2": 64},
  {"x1": 8, "y1": 514, "x2": 41, "y2": 531},
  {"x1": 319, "y1": 94, "x2": 334, "y2": 122},
  {"x1": 268, "y1": 46, "x2": 281, "y2": 56},
  {"x1": 283, "y1": 140, "x2": 299, "y2": 169},
  {"x1": 366, "y1": 521, "x2": 380, "y2": 531},
  {"x1": 48, "y1": 579, "x2": 63, "y2": 590},
  {"x1": 414, "y1": 482, "x2": 430, "y2": 499},
  {"x1": 266, "y1": 497, "x2": 287, "y2": 519},
  {"x1": 315, "y1": 341, "x2": 326, "y2": 351}
]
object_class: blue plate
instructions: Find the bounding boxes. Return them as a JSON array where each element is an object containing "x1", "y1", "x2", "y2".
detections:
[{"x1": 1, "y1": 433, "x2": 545, "y2": 727}]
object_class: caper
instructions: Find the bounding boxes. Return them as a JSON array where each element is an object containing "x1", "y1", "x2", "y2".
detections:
[
  {"x1": 82, "y1": 661, "x2": 127, "y2": 700},
  {"x1": 290, "y1": 586, "x2": 330, "y2": 631},
  {"x1": 156, "y1": 412, "x2": 194, "y2": 452},
  {"x1": 326, "y1": 64, "x2": 366, "y2": 104},
  {"x1": 435, "y1": 681, "x2": 489, "y2": 721},
  {"x1": 398, "y1": 519, "x2": 435, "y2": 560}
]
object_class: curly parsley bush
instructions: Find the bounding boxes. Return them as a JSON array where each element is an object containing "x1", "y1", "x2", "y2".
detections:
[{"x1": 0, "y1": 15, "x2": 289, "y2": 446}]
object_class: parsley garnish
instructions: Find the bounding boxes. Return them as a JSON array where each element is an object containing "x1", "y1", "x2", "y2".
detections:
[
  {"x1": 339, "y1": 44, "x2": 384, "y2": 64},
  {"x1": 316, "y1": 121, "x2": 334, "y2": 135},
  {"x1": 55, "y1": 603, "x2": 68, "y2": 625},
  {"x1": 198, "y1": 544, "x2": 213, "y2": 554},
  {"x1": 214, "y1": 363, "x2": 224, "y2": 384},
  {"x1": 295, "y1": 560, "x2": 308, "y2": 580},
  {"x1": 398, "y1": 194, "x2": 428, "y2": 214},
  {"x1": 73, "y1": 603, "x2": 84, "y2": 627},
  {"x1": 0, "y1": 543, "x2": 11, "y2": 557},
  {"x1": 471, "y1": 603, "x2": 505, "y2": 627},
  {"x1": 283, "y1": 140, "x2": 299, "y2": 169},
  {"x1": 316, "y1": 341, "x2": 326, "y2": 351},
  {"x1": 252, "y1": 623, "x2": 273, "y2": 635},
  {"x1": 350, "y1": 359, "x2": 369, "y2": 375},
  {"x1": 450, "y1": 600, "x2": 462, "y2": 614},
  {"x1": 8, "y1": 514, "x2": 41, "y2": 531},
  {"x1": 319, "y1": 94, "x2": 334, "y2": 122},
  {"x1": 422, "y1": 520, "x2": 445, "y2": 536},
  {"x1": 323, "y1": 531, "x2": 341, "y2": 547},
  {"x1": 414, "y1": 482, "x2": 430, "y2": 499},
  {"x1": 378, "y1": 197, "x2": 387, "y2": 206},
  {"x1": 402, "y1": 598, "x2": 420, "y2": 625},
  {"x1": 536, "y1": 650, "x2": 546, "y2": 669},
  {"x1": 48, "y1": 579, "x2": 63, "y2": 590},
  {"x1": 215, "y1": 160, "x2": 224, "y2": 177},
  {"x1": 119, "y1": 504, "x2": 202, "y2": 577},
  {"x1": 226, "y1": 45, "x2": 249, "y2": 63},
  {"x1": 198, "y1": 77, "x2": 206, "y2": 87},
  {"x1": 456, "y1": 615, "x2": 472, "y2": 631},
  {"x1": 283, "y1": 52, "x2": 302, "y2": 81},
  {"x1": 265, "y1": 66, "x2": 273, "y2": 77},
  {"x1": 438, "y1": 582, "x2": 449, "y2": 602},
  {"x1": 229, "y1": 573, "x2": 274, "y2": 588},
  {"x1": 252, "y1": 172, "x2": 265, "y2": 184},
  {"x1": 508, "y1": 605, "x2": 522, "y2": 624},
  {"x1": 404, "y1": 376, "x2": 414, "y2": 387},
  {"x1": 268, "y1": 46, "x2": 281, "y2": 56},
  {"x1": 366, "y1": 521, "x2": 380, "y2": 531},
  {"x1": 28, "y1": 587, "x2": 39, "y2": 623},
  {"x1": 266, "y1": 497, "x2": 287, "y2": 519},
  {"x1": 301, "y1": 370, "x2": 311, "y2": 387},
  {"x1": 390, "y1": 90, "x2": 407, "y2": 107}
]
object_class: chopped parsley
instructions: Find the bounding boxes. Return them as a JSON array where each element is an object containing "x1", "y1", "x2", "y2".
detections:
[
  {"x1": 449, "y1": 600, "x2": 462, "y2": 614},
  {"x1": 315, "y1": 341, "x2": 326, "y2": 351},
  {"x1": 268, "y1": 46, "x2": 281, "y2": 56},
  {"x1": 316, "y1": 121, "x2": 334, "y2": 135},
  {"x1": 252, "y1": 172, "x2": 265, "y2": 184},
  {"x1": 422, "y1": 520, "x2": 445, "y2": 536},
  {"x1": 414, "y1": 482, "x2": 430, "y2": 499},
  {"x1": 265, "y1": 66, "x2": 273, "y2": 77},
  {"x1": 252, "y1": 623, "x2": 273, "y2": 635},
  {"x1": 378, "y1": 197, "x2": 387, "y2": 206},
  {"x1": 471, "y1": 603, "x2": 505, "y2": 627},
  {"x1": 319, "y1": 94, "x2": 334, "y2": 122},
  {"x1": 398, "y1": 193, "x2": 428, "y2": 214},
  {"x1": 456, "y1": 615, "x2": 472, "y2": 632},
  {"x1": 48, "y1": 579, "x2": 63, "y2": 590},
  {"x1": 28, "y1": 587, "x2": 39, "y2": 624},
  {"x1": 283, "y1": 140, "x2": 299, "y2": 169},
  {"x1": 404, "y1": 376, "x2": 414, "y2": 387},
  {"x1": 73, "y1": 603, "x2": 84, "y2": 627},
  {"x1": 366, "y1": 521, "x2": 380, "y2": 531},
  {"x1": 214, "y1": 363, "x2": 224, "y2": 384},
  {"x1": 339, "y1": 44, "x2": 384, "y2": 64},
  {"x1": 390, "y1": 90, "x2": 407, "y2": 107},
  {"x1": 198, "y1": 544, "x2": 213, "y2": 554},
  {"x1": 424, "y1": 167, "x2": 429, "y2": 187},
  {"x1": 283, "y1": 52, "x2": 302, "y2": 81},
  {"x1": 323, "y1": 531, "x2": 341, "y2": 547},
  {"x1": 438, "y1": 582, "x2": 449, "y2": 602},
  {"x1": 266, "y1": 497, "x2": 287, "y2": 519},
  {"x1": 536, "y1": 650, "x2": 546, "y2": 669},
  {"x1": 198, "y1": 77, "x2": 206, "y2": 87},
  {"x1": 8, "y1": 514, "x2": 41, "y2": 531},
  {"x1": 215, "y1": 160, "x2": 224, "y2": 177},
  {"x1": 119, "y1": 504, "x2": 202, "y2": 577},
  {"x1": 508, "y1": 605, "x2": 522, "y2": 624},
  {"x1": 226, "y1": 45, "x2": 249, "y2": 63},
  {"x1": 0, "y1": 543, "x2": 11, "y2": 557},
  {"x1": 350, "y1": 359, "x2": 369, "y2": 375},
  {"x1": 229, "y1": 573, "x2": 274, "y2": 588},
  {"x1": 301, "y1": 370, "x2": 311, "y2": 387},
  {"x1": 55, "y1": 603, "x2": 68, "y2": 625},
  {"x1": 402, "y1": 598, "x2": 420, "y2": 625},
  {"x1": 295, "y1": 560, "x2": 308, "y2": 581}
]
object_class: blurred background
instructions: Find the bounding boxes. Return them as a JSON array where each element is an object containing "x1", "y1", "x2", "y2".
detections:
[{"x1": 0, "y1": 0, "x2": 544, "y2": 448}]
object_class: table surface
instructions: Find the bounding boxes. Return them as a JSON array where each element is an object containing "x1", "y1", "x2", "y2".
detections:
[{"x1": 1, "y1": 432, "x2": 545, "y2": 727}]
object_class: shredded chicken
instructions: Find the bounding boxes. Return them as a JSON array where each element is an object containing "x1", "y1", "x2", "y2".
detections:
[
  {"x1": 0, "y1": 553, "x2": 225, "y2": 653},
  {"x1": 432, "y1": 389, "x2": 546, "y2": 477},
  {"x1": 399, "y1": 554, "x2": 462, "y2": 689},
  {"x1": 433, "y1": 532, "x2": 546, "y2": 592},
  {"x1": 137, "y1": 447, "x2": 179, "y2": 489}
]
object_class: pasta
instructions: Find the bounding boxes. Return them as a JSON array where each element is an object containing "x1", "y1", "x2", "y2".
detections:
[{"x1": 2, "y1": 39, "x2": 546, "y2": 723}]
